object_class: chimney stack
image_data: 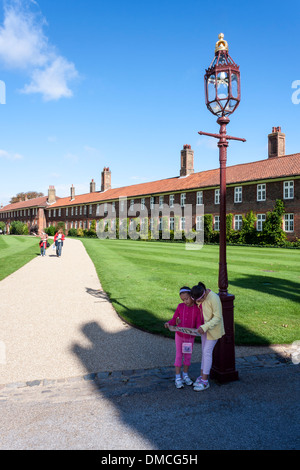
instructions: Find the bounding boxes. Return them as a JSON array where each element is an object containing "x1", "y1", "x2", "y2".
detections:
[
  {"x1": 90, "y1": 179, "x2": 96, "y2": 193},
  {"x1": 48, "y1": 186, "x2": 56, "y2": 204},
  {"x1": 70, "y1": 184, "x2": 75, "y2": 200},
  {"x1": 101, "y1": 167, "x2": 111, "y2": 192},
  {"x1": 268, "y1": 127, "x2": 285, "y2": 158},
  {"x1": 180, "y1": 145, "x2": 194, "y2": 177}
]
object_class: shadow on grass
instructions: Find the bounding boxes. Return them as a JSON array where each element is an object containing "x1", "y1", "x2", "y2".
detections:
[{"x1": 230, "y1": 274, "x2": 300, "y2": 304}]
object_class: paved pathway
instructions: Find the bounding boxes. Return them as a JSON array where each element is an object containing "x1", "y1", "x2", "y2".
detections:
[{"x1": 0, "y1": 238, "x2": 294, "y2": 389}]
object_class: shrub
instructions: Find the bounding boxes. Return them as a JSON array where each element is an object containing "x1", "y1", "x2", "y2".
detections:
[
  {"x1": 10, "y1": 221, "x2": 28, "y2": 235},
  {"x1": 261, "y1": 199, "x2": 287, "y2": 245},
  {"x1": 68, "y1": 228, "x2": 77, "y2": 237}
]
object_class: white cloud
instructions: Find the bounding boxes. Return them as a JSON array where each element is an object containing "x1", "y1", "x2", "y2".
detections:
[
  {"x1": 0, "y1": 149, "x2": 24, "y2": 160},
  {"x1": 0, "y1": 1, "x2": 78, "y2": 100},
  {"x1": 22, "y1": 56, "x2": 78, "y2": 101}
]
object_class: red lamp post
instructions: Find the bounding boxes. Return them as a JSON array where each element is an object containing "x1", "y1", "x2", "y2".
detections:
[{"x1": 199, "y1": 34, "x2": 246, "y2": 383}]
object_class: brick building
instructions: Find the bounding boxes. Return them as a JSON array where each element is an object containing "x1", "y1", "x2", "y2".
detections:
[{"x1": 1, "y1": 127, "x2": 299, "y2": 240}]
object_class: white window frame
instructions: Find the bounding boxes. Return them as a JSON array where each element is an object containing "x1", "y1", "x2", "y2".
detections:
[
  {"x1": 283, "y1": 181, "x2": 294, "y2": 200},
  {"x1": 180, "y1": 193, "x2": 186, "y2": 208},
  {"x1": 257, "y1": 184, "x2": 266, "y2": 201},
  {"x1": 234, "y1": 186, "x2": 242, "y2": 203},
  {"x1": 169, "y1": 194, "x2": 174, "y2": 208},
  {"x1": 150, "y1": 197, "x2": 155, "y2": 209},
  {"x1": 159, "y1": 196, "x2": 164, "y2": 208},
  {"x1": 141, "y1": 198, "x2": 145, "y2": 210},
  {"x1": 215, "y1": 189, "x2": 220, "y2": 205},
  {"x1": 256, "y1": 214, "x2": 266, "y2": 232},
  {"x1": 170, "y1": 217, "x2": 174, "y2": 230},
  {"x1": 234, "y1": 215, "x2": 243, "y2": 231},
  {"x1": 180, "y1": 217, "x2": 185, "y2": 230},
  {"x1": 196, "y1": 191, "x2": 203, "y2": 205},
  {"x1": 284, "y1": 213, "x2": 294, "y2": 232}
]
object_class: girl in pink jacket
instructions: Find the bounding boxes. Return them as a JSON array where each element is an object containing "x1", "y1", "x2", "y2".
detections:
[{"x1": 165, "y1": 286, "x2": 203, "y2": 389}]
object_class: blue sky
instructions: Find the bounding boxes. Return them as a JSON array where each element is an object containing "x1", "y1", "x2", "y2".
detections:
[{"x1": 0, "y1": 0, "x2": 299, "y2": 206}]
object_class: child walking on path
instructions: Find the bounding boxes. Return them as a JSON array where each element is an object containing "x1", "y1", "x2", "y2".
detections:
[
  {"x1": 191, "y1": 282, "x2": 225, "y2": 391},
  {"x1": 39, "y1": 232, "x2": 48, "y2": 257},
  {"x1": 165, "y1": 287, "x2": 203, "y2": 389}
]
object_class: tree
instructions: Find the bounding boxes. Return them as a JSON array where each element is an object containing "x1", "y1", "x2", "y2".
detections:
[{"x1": 10, "y1": 191, "x2": 44, "y2": 204}]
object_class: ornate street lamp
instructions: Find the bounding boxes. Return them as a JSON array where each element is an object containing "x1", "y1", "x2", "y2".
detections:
[{"x1": 198, "y1": 34, "x2": 246, "y2": 383}]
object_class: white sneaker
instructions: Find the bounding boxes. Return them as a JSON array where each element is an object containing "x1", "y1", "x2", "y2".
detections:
[
  {"x1": 175, "y1": 377, "x2": 184, "y2": 389},
  {"x1": 182, "y1": 375, "x2": 193, "y2": 386},
  {"x1": 193, "y1": 376, "x2": 202, "y2": 386},
  {"x1": 193, "y1": 381, "x2": 210, "y2": 392}
]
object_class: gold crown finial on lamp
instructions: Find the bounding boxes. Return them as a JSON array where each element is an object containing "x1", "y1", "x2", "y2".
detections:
[{"x1": 215, "y1": 33, "x2": 228, "y2": 53}]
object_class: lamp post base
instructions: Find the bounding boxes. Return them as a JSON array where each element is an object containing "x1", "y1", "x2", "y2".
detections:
[{"x1": 210, "y1": 293, "x2": 239, "y2": 383}]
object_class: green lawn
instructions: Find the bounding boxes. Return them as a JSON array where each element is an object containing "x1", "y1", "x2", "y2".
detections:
[
  {"x1": 81, "y1": 238, "x2": 300, "y2": 345},
  {"x1": 0, "y1": 235, "x2": 51, "y2": 281}
]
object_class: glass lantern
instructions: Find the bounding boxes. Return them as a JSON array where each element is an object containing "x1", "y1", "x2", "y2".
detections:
[{"x1": 205, "y1": 34, "x2": 241, "y2": 117}]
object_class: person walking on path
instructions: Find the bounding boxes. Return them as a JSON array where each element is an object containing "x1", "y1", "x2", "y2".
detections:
[
  {"x1": 191, "y1": 282, "x2": 225, "y2": 391},
  {"x1": 39, "y1": 231, "x2": 48, "y2": 257},
  {"x1": 165, "y1": 286, "x2": 204, "y2": 389},
  {"x1": 54, "y1": 229, "x2": 65, "y2": 257}
]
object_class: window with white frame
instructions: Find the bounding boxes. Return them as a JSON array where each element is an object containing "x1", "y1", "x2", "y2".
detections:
[
  {"x1": 283, "y1": 181, "x2": 294, "y2": 199},
  {"x1": 158, "y1": 218, "x2": 162, "y2": 230},
  {"x1": 196, "y1": 216, "x2": 202, "y2": 231},
  {"x1": 180, "y1": 217, "x2": 185, "y2": 230},
  {"x1": 159, "y1": 196, "x2": 164, "y2": 208},
  {"x1": 53, "y1": 209, "x2": 56, "y2": 217},
  {"x1": 215, "y1": 189, "x2": 220, "y2": 204},
  {"x1": 284, "y1": 213, "x2": 294, "y2": 232},
  {"x1": 170, "y1": 217, "x2": 174, "y2": 230},
  {"x1": 141, "y1": 198, "x2": 145, "y2": 210},
  {"x1": 214, "y1": 215, "x2": 220, "y2": 231},
  {"x1": 234, "y1": 215, "x2": 243, "y2": 230},
  {"x1": 89, "y1": 205, "x2": 92, "y2": 215},
  {"x1": 112, "y1": 201, "x2": 115, "y2": 213},
  {"x1": 84, "y1": 205, "x2": 87, "y2": 215},
  {"x1": 180, "y1": 193, "x2": 186, "y2": 207},
  {"x1": 169, "y1": 194, "x2": 174, "y2": 208},
  {"x1": 256, "y1": 214, "x2": 266, "y2": 231},
  {"x1": 150, "y1": 218, "x2": 154, "y2": 230},
  {"x1": 71, "y1": 207, "x2": 74, "y2": 216},
  {"x1": 234, "y1": 186, "x2": 242, "y2": 203},
  {"x1": 58, "y1": 208, "x2": 61, "y2": 217},
  {"x1": 196, "y1": 191, "x2": 203, "y2": 205},
  {"x1": 75, "y1": 206, "x2": 78, "y2": 215},
  {"x1": 104, "y1": 202, "x2": 108, "y2": 213},
  {"x1": 129, "y1": 199, "x2": 134, "y2": 211},
  {"x1": 120, "y1": 199, "x2": 125, "y2": 212},
  {"x1": 79, "y1": 206, "x2": 82, "y2": 215},
  {"x1": 66, "y1": 208, "x2": 68, "y2": 217},
  {"x1": 150, "y1": 197, "x2": 155, "y2": 209},
  {"x1": 257, "y1": 184, "x2": 266, "y2": 201}
]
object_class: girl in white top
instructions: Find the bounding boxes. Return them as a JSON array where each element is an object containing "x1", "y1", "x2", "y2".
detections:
[{"x1": 191, "y1": 282, "x2": 225, "y2": 391}]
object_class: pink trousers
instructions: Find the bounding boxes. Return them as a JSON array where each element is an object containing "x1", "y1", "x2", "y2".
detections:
[
  {"x1": 201, "y1": 333, "x2": 218, "y2": 375},
  {"x1": 174, "y1": 334, "x2": 195, "y2": 367}
]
